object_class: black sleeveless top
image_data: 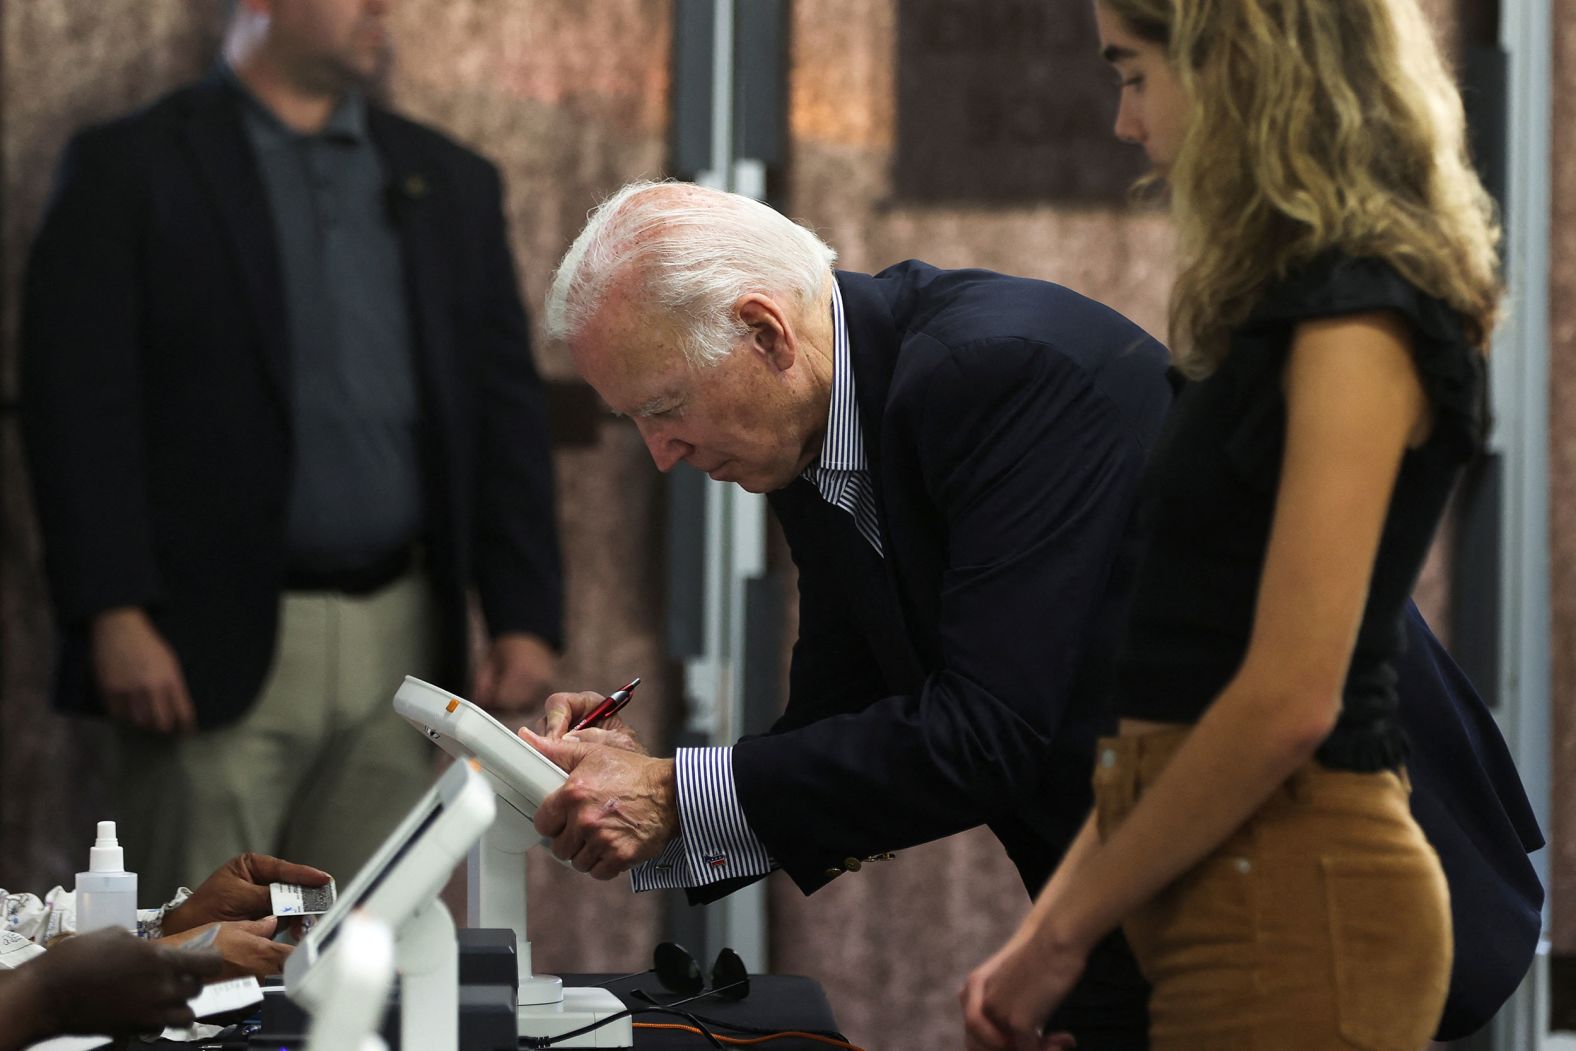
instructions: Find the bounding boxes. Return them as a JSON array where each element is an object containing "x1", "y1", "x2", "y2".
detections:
[{"x1": 1112, "y1": 254, "x2": 1486, "y2": 770}]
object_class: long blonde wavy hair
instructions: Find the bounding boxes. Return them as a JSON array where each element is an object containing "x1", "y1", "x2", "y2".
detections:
[{"x1": 1102, "y1": 0, "x2": 1502, "y2": 376}]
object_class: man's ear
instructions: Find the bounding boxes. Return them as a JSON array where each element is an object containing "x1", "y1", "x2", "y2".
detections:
[{"x1": 735, "y1": 294, "x2": 796, "y2": 373}]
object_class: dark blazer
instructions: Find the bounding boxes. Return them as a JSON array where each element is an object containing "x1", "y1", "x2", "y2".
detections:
[
  {"x1": 21, "y1": 73, "x2": 563, "y2": 728},
  {"x1": 734, "y1": 262, "x2": 1172, "y2": 899},
  {"x1": 1394, "y1": 604, "x2": 1544, "y2": 1039}
]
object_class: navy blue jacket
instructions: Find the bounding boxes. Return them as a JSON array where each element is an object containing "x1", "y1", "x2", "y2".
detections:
[
  {"x1": 21, "y1": 73, "x2": 563, "y2": 728},
  {"x1": 739, "y1": 263, "x2": 1171, "y2": 898}
]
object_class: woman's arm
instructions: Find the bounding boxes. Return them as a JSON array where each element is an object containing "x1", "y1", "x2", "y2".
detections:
[
  {"x1": 961, "y1": 812, "x2": 1100, "y2": 1048},
  {"x1": 964, "y1": 311, "x2": 1430, "y2": 1046}
]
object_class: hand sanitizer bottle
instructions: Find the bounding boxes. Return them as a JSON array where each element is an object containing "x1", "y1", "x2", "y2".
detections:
[{"x1": 75, "y1": 820, "x2": 138, "y2": 934}]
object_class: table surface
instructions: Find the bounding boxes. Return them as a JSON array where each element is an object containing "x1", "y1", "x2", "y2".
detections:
[
  {"x1": 569, "y1": 971, "x2": 850, "y2": 1049},
  {"x1": 134, "y1": 971, "x2": 852, "y2": 1051}
]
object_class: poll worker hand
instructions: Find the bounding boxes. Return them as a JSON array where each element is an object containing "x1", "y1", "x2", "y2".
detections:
[
  {"x1": 522, "y1": 728, "x2": 678, "y2": 880},
  {"x1": 6, "y1": 927, "x2": 222, "y2": 1044},
  {"x1": 960, "y1": 925, "x2": 1087, "y2": 1051},
  {"x1": 90, "y1": 606, "x2": 197, "y2": 735},
  {"x1": 540, "y1": 690, "x2": 646, "y2": 753},
  {"x1": 162, "y1": 918, "x2": 292, "y2": 980},
  {"x1": 473, "y1": 632, "x2": 557, "y2": 713},
  {"x1": 162, "y1": 851, "x2": 332, "y2": 936}
]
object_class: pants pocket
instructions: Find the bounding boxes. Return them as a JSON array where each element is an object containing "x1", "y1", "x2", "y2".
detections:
[{"x1": 1322, "y1": 854, "x2": 1451, "y2": 1051}]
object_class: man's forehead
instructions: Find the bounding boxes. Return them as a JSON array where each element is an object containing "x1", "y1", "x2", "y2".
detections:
[{"x1": 574, "y1": 327, "x2": 689, "y2": 411}]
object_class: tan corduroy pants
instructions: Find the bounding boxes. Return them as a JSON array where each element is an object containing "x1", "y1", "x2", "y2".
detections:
[{"x1": 1094, "y1": 727, "x2": 1451, "y2": 1051}]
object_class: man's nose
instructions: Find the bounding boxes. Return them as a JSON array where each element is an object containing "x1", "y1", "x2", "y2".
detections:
[{"x1": 637, "y1": 422, "x2": 692, "y2": 473}]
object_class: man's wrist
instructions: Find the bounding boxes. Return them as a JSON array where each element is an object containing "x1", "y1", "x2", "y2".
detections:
[{"x1": 650, "y1": 758, "x2": 680, "y2": 844}]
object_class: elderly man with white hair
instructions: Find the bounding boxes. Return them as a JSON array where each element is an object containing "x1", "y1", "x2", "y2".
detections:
[{"x1": 524, "y1": 179, "x2": 1171, "y2": 1047}]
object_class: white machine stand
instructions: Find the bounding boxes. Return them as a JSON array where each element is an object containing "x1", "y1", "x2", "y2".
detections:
[
  {"x1": 396, "y1": 675, "x2": 633, "y2": 1048},
  {"x1": 286, "y1": 759, "x2": 496, "y2": 1051},
  {"x1": 303, "y1": 911, "x2": 396, "y2": 1051}
]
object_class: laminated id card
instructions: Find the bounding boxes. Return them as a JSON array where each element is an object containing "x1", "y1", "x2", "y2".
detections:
[{"x1": 270, "y1": 879, "x2": 337, "y2": 916}]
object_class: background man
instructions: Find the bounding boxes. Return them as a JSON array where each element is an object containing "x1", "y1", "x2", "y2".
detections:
[
  {"x1": 530, "y1": 180, "x2": 1171, "y2": 1046},
  {"x1": 21, "y1": 0, "x2": 563, "y2": 892}
]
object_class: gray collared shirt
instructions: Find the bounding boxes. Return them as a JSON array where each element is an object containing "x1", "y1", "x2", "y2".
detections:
[{"x1": 233, "y1": 68, "x2": 423, "y2": 570}]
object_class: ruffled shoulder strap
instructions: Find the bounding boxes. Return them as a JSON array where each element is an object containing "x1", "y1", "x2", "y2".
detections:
[{"x1": 1245, "y1": 254, "x2": 1486, "y2": 461}]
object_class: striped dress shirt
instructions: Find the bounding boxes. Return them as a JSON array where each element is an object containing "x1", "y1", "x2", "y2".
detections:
[{"x1": 631, "y1": 280, "x2": 880, "y2": 892}]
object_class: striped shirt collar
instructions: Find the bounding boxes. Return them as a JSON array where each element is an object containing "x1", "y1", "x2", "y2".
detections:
[{"x1": 812, "y1": 278, "x2": 866, "y2": 474}]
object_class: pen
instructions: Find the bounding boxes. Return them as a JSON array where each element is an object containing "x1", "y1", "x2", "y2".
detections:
[{"x1": 569, "y1": 677, "x2": 642, "y2": 732}]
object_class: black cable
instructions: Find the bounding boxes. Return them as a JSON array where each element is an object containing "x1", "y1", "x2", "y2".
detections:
[
  {"x1": 517, "y1": 992, "x2": 851, "y2": 1049},
  {"x1": 517, "y1": 1005, "x2": 636, "y2": 1048},
  {"x1": 518, "y1": 1004, "x2": 727, "y2": 1048}
]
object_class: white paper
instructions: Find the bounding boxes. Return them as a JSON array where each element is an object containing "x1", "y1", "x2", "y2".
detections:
[
  {"x1": 23, "y1": 1037, "x2": 111, "y2": 1051},
  {"x1": 156, "y1": 976, "x2": 264, "y2": 1040},
  {"x1": 190, "y1": 975, "x2": 263, "y2": 1017}
]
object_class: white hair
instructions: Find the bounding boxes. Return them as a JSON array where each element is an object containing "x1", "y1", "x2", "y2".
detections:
[{"x1": 545, "y1": 180, "x2": 838, "y2": 368}]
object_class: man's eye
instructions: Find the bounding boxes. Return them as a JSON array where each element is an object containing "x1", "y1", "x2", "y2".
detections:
[{"x1": 1121, "y1": 74, "x2": 1145, "y2": 90}]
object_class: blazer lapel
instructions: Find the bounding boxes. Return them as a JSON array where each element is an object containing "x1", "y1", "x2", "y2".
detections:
[
  {"x1": 833, "y1": 271, "x2": 929, "y2": 671},
  {"x1": 834, "y1": 271, "x2": 898, "y2": 491},
  {"x1": 181, "y1": 73, "x2": 290, "y2": 410}
]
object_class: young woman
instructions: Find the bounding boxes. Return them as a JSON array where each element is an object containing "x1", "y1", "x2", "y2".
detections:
[{"x1": 961, "y1": 1, "x2": 1501, "y2": 1048}]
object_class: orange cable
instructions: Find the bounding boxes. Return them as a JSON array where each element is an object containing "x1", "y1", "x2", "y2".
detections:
[{"x1": 633, "y1": 1020, "x2": 867, "y2": 1050}]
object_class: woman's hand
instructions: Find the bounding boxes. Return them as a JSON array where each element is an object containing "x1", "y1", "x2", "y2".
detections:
[
  {"x1": 961, "y1": 926, "x2": 1087, "y2": 1051},
  {"x1": 7, "y1": 928, "x2": 222, "y2": 1044},
  {"x1": 161, "y1": 918, "x2": 292, "y2": 979},
  {"x1": 162, "y1": 851, "x2": 332, "y2": 936}
]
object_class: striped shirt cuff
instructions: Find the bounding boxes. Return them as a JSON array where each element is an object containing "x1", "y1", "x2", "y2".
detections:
[{"x1": 629, "y1": 747, "x2": 774, "y2": 892}]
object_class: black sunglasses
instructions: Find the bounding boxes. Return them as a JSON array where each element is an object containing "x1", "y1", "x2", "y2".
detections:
[
  {"x1": 597, "y1": 941, "x2": 751, "y2": 1003},
  {"x1": 639, "y1": 942, "x2": 750, "y2": 1003}
]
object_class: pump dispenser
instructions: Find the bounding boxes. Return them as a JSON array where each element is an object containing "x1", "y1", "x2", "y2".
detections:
[{"x1": 75, "y1": 821, "x2": 138, "y2": 933}]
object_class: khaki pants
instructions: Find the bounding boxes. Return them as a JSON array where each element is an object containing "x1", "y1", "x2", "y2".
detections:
[
  {"x1": 1094, "y1": 728, "x2": 1451, "y2": 1051},
  {"x1": 115, "y1": 570, "x2": 441, "y2": 893}
]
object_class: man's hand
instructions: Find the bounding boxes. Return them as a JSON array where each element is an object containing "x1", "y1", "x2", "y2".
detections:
[
  {"x1": 6, "y1": 928, "x2": 221, "y2": 1044},
  {"x1": 162, "y1": 852, "x2": 332, "y2": 937},
  {"x1": 540, "y1": 690, "x2": 646, "y2": 753},
  {"x1": 523, "y1": 729, "x2": 678, "y2": 880},
  {"x1": 472, "y1": 632, "x2": 557, "y2": 713},
  {"x1": 161, "y1": 918, "x2": 291, "y2": 980},
  {"x1": 90, "y1": 606, "x2": 197, "y2": 735}
]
